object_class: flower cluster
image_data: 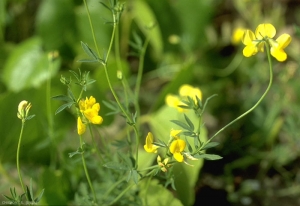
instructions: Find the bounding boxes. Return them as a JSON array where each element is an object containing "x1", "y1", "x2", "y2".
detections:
[
  {"x1": 77, "y1": 96, "x2": 103, "y2": 135},
  {"x1": 242, "y1": 23, "x2": 291, "y2": 61},
  {"x1": 165, "y1": 84, "x2": 202, "y2": 112},
  {"x1": 143, "y1": 129, "x2": 187, "y2": 163}
]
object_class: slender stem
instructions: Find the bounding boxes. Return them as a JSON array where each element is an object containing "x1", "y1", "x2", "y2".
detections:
[
  {"x1": 47, "y1": 56, "x2": 56, "y2": 170},
  {"x1": 17, "y1": 121, "x2": 27, "y2": 200},
  {"x1": 77, "y1": 110, "x2": 97, "y2": 204},
  {"x1": 194, "y1": 43, "x2": 273, "y2": 154},
  {"x1": 84, "y1": 1, "x2": 140, "y2": 168},
  {"x1": 88, "y1": 124, "x2": 105, "y2": 163},
  {"x1": 108, "y1": 183, "x2": 135, "y2": 205},
  {"x1": 102, "y1": 177, "x2": 126, "y2": 201},
  {"x1": 134, "y1": 33, "x2": 151, "y2": 120},
  {"x1": 83, "y1": 0, "x2": 101, "y2": 56},
  {"x1": 79, "y1": 134, "x2": 97, "y2": 204}
]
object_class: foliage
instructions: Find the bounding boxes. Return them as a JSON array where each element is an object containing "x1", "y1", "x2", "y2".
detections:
[{"x1": 1, "y1": 0, "x2": 300, "y2": 205}]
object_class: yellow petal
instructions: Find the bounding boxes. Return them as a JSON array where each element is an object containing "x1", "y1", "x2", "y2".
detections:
[
  {"x1": 179, "y1": 84, "x2": 194, "y2": 96},
  {"x1": 170, "y1": 139, "x2": 186, "y2": 154},
  {"x1": 170, "y1": 129, "x2": 182, "y2": 139},
  {"x1": 77, "y1": 117, "x2": 86, "y2": 135},
  {"x1": 243, "y1": 45, "x2": 258, "y2": 57},
  {"x1": 165, "y1": 94, "x2": 180, "y2": 107},
  {"x1": 271, "y1": 48, "x2": 287, "y2": 62},
  {"x1": 242, "y1": 30, "x2": 256, "y2": 45},
  {"x1": 173, "y1": 152, "x2": 184, "y2": 162},
  {"x1": 275, "y1": 34, "x2": 291, "y2": 49},
  {"x1": 91, "y1": 115, "x2": 103, "y2": 124},
  {"x1": 255, "y1": 23, "x2": 276, "y2": 39},
  {"x1": 231, "y1": 28, "x2": 245, "y2": 45},
  {"x1": 144, "y1": 132, "x2": 158, "y2": 153}
]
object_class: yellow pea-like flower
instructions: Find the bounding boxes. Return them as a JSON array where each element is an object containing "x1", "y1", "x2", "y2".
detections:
[
  {"x1": 144, "y1": 132, "x2": 159, "y2": 153},
  {"x1": 169, "y1": 139, "x2": 186, "y2": 162},
  {"x1": 242, "y1": 23, "x2": 291, "y2": 61}
]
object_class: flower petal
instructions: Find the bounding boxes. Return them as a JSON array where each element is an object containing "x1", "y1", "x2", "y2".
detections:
[
  {"x1": 77, "y1": 117, "x2": 86, "y2": 135},
  {"x1": 144, "y1": 132, "x2": 158, "y2": 153},
  {"x1": 271, "y1": 48, "x2": 287, "y2": 62},
  {"x1": 173, "y1": 152, "x2": 184, "y2": 162},
  {"x1": 275, "y1": 34, "x2": 291, "y2": 49},
  {"x1": 242, "y1": 30, "x2": 256, "y2": 45},
  {"x1": 255, "y1": 23, "x2": 276, "y2": 39},
  {"x1": 243, "y1": 45, "x2": 257, "y2": 57}
]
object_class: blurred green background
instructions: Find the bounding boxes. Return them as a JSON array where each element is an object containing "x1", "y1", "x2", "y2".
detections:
[{"x1": 1, "y1": 0, "x2": 300, "y2": 205}]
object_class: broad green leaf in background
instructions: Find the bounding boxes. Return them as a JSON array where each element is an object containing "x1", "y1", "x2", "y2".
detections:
[
  {"x1": 75, "y1": 0, "x2": 111, "y2": 53},
  {"x1": 139, "y1": 179, "x2": 183, "y2": 206},
  {"x1": 132, "y1": 0, "x2": 163, "y2": 60},
  {"x1": 2, "y1": 37, "x2": 61, "y2": 92},
  {"x1": 35, "y1": 0, "x2": 76, "y2": 50},
  {"x1": 149, "y1": 105, "x2": 207, "y2": 205}
]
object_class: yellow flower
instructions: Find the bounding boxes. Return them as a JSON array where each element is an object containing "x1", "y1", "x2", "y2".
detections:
[
  {"x1": 231, "y1": 28, "x2": 245, "y2": 45},
  {"x1": 165, "y1": 84, "x2": 202, "y2": 112},
  {"x1": 179, "y1": 84, "x2": 202, "y2": 104},
  {"x1": 144, "y1": 132, "x2": 159, "y2": 153},
  {"x1": 169, "y1": 139, "x2": 186, "y2": 162},
  {"x1": 77, "y1": 117, "x2": 86, "y2": 135},
  {"x1": 170, "y1": 129, "x2": 182, "y2": 139},
  {"x1": 79, "y1": 96, "x2": 103, "y2": 125},
  {"x1": 165, "y1": 94, "x2": 185, "y2": 112},
  {"x1": 242, "y1": 23, "x2": 291, "y2": 61}
]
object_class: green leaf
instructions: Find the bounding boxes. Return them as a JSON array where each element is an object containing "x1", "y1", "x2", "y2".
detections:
[
  {"x1": 132, "y1": 0, "x2": 163, "y2": 59},
  {"x1": 139, "y1": 179, "x2": 183, "y2": 206},
  {"x1": 2, "y1": 37, "x2": 60, "y2": 92},
  {"x1": 184, "y1": 114, "x2": 194, "y2": 131},
  {"x1": 34, "y1": 189, "x2": 45, "y2": 203},
  {"x1": 51, "y1": 95, "x2": 72, "y2": 102},
  {"x1": 103, "y1": 161, "x2": 129, "y2": 171},
  {"x1": 195, "y1": 153, "x2": 223, "y2": 160},
  {"x1": 81, "y1": 41, "x2": 99, "y2": 60},
  {"x1": 25, "y1": 115, "x2": 36, "y2": 121},
  {"x1": 55, "y1": 102, "x2": 74, "y2": 115},
  {"x1": 77, "y1": 59, "x2": 99, "y2": 63},
  {"x1": 36, "y1": 0, "x2": 75, "y2": 50},
  {"x1": 132, "y1": 169, "x2": 139, "y2": 184},
  {"x1": 29, "y1": 179, "x2": 34, "y2": 201},
  {"x1": 202, "y1": 142, "x2": 220, "y2": 150},
  {"x1": 68, "y1": 149, "x2": 83, "y2": 158},
  {"x1": 99, "y1": 2, "x2": 112, "y2": 11},
  {"x1": 170, "y1": 119, "x2": 192, "y2": 131}
]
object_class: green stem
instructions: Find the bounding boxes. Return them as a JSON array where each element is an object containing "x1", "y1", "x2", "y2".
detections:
[
  {"x1": 84, "y1": 1, "x2": 140, "y2": 168},
  {"x1": 88, "y1": 124, "x2": 105, "y2": 163},
  {"x1": 17, "y1": 121, "x2": 27, "y2": 200},
  {"x1": 47, "y1": 56, "x2": 57, "y2": 170},
  {"x1": 79, "y1": 134, "x2": 97, "y2": 204},
  {"x1": 77, "y1": 111, "x2": 97, "y2": 204},
  {"x1": 83, "y1": 0, "x2": 101, "y2": 56},
  {"x1": 108, "y1": 183, "x2": 135, "y2": 205},
  {"x1": 134, "y1": 33, "x2": 151, "y2": 121},
  {"x1": 102, "y1": 177, "x2": 126, "y2": 201},
  {"x1": 194, "y1": 43, "x2": 273, "y2": 154}
]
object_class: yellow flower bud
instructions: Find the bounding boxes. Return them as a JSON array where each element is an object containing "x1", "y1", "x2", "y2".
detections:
[{"x1": 17, "y1": 100, "x2": 32, "y2": 120}]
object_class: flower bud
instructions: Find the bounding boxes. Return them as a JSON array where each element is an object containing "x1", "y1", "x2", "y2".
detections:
[
  {"x1": 157, "y1": 155, "x2": 162, "y2": 163},
  {"x1": 17, "y1": 100, "x2": 31, "y2": 120},
  {"x1": 161, "y1": 167, "x2": 167, "y2": 173},
  {"x1": 117, "y1": 70, "x2": 123, "y2": 80}
]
